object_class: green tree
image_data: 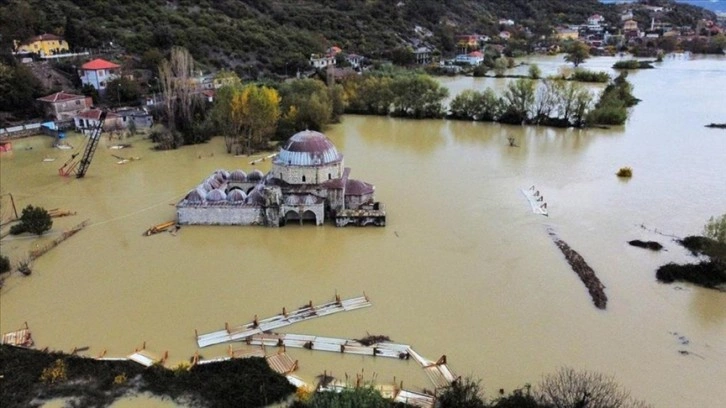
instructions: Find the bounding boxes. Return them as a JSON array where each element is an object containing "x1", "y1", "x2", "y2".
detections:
[
  {"x1": 390, "y1": 74, "x2": 448, "y2": 118},
  {"x1": 528, "y1": 63, "x2": 542, "y2": 79},
  {"x1": 10, "y1": 205, "x2": 52, "y2": 236},
  {"x1": 704, "y1": 214, "x2": 726, "y2": 244},
  {"x1": 493, "y1": 57, "x2": 508, "y2": 77},
  {"x1": 277, "y1": 78, "x2": 334, "y2": 137},
  {"x1": 564, "y1": 41, "x2": 590, "y2": 67},
  {"x1": 500, "y1": 78, "x2": 536, "y2": 124},
  {"x1": 81, "y1": 83, "x2": 99, "y2": 105},
  {"x1": 302, "y1": 386, "x2": 391, "y2": 408},
  {"x1": 0, "y1": 62, "x2": 45, "y2": 122},
  {"x1": 105, "y1": 77, "x2": 142, "y2": 106}
]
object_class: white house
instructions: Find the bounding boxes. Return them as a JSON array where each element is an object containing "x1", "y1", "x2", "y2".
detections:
[
  {"x1": 79, "y1": 58, "x2": 120, "y2": 93},
  {"x1": 454, "y1": 51, "x2": 484, "y2": 65}
]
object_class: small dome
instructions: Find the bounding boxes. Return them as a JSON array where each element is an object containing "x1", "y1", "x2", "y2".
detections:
[
  {"x1": 206, "y1": 189, "x2": 227, "y2": 202},
  {"x1": 274, "y1": 130, "x2": 342, "y2": 166},
  {"x1": 247, "y1": 169, "x2": 264, "y2": 181},
  {"x1": 228, "y1": 189, "x2": 247, "y2": 202},
  {"x1": 202, "y1": 181, "x2": 213, "y2": 192},
  {"x1": 345, "y1": 179, "x2": 374, "y2": 196},
  {"x1": 185, "y1": 189, "x2": 205, "y2": 202},
  {"x1": 246, "y1": 189, "x2": 265, "y2": 205},
  {"x1": 229, "y1": 170, "x2": 247, "y2": 181},
  {"x1": 214, "y1": 169, "x2": 230, "y2": 180},
  {"x1": 208, "y1": 176, "x2": 222, "y2": 189}
]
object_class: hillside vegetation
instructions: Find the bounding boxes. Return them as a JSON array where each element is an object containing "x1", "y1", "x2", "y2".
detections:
[{"x1": 1, "y1": 0, "x2": 617, "y2": 74}]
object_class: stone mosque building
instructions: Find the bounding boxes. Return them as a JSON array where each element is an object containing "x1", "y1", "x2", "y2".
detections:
[{"x1": 176, "y1": 130, "x2": 386, "y2": 227}]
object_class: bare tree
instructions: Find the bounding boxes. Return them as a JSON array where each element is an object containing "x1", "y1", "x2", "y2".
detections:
[
  {"x1": 158, "y1": 46, "x2": 196, "y2": 146},
  {"x1": 537, "y1": 367, "x2": 651, "y2": 408}
]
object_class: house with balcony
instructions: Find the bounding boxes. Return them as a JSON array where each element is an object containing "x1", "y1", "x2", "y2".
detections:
[{"x1": 79, "y1": 59, "x2": 120, "y2": 93}]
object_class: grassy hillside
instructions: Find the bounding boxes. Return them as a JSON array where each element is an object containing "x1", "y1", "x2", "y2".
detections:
[{"x1": 2, "y1": 0, "x2": 614, "y2": 73}]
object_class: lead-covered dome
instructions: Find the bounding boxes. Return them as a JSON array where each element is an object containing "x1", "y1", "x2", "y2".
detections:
[{"x1": 274, "y1": 130, "x2": 342, "y2": 166}]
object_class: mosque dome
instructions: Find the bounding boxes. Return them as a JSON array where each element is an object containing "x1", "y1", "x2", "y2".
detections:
[
  {"x1": 185, "y1": 188, "x2": 205, "y2": 202},
  {"x1": 229, "y1": 170, "x2": 247, "y2": 182},
  {"x1": 275, "y1": 130, "x2": 342, "y2": 166},
  {"x1": 227, "y1": 189, "x2": 247, "y2": 202},
  {"x1": 247, "y1": 169, "x2": 264, "y2": 182},
  {"x1": 246, "y1": 189, "x2": 265, "y2": 205},
  {"x1": 206, "y1": 189, "x2": 227, "y2": 202}
]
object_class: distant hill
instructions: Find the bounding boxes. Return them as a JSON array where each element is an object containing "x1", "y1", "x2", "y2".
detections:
[{"x1": 0, "y1": 0, "x2": 717, "y2": 78}]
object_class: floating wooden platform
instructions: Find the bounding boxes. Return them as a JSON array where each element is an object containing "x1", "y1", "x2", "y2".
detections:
[
  {"x1": 196, "y1": 294, "x2": 371, "y2": 348},
  {"x1": 266, "y1": 351, "x2": 298, "y2": 374},
  {"x1": 521, "y1": 186, "x2": 548, "y2": 216},
  {"x1": 247, "y1": 333, "x2": 411, "y2": 360},
  {"x1": 143, "y1": 220, "x2": 176, "y2": 236},
  {"x1": 1, "y1": 322, "x2": 34, "y2": 348},
  {"x1": 249, "y1": 332, "x2": 456, "y2": 390}
]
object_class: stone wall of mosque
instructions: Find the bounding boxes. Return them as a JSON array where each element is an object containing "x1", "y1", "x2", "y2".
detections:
[
  {"x1": 272, "y1": 162, "x2": 343, "y2": 185},
  {"x1": 177, "y1": 204, "x2": 265, "y2": 226}
]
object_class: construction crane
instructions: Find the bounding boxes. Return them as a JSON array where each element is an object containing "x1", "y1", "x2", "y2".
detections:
[{"x1": 58, "y1": 111, "x2": 107, "y2": 178}]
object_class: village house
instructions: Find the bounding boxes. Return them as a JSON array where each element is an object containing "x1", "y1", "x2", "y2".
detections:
[
  {"x1": 623, "y1": 19, "x2": 640, "y2": 37},
  {"x1": 456, "y1": 34, "x2": 481, "y2": 54},
  {"x1": 36, "y1": 91, "x2": 93, "y2": 121},
  {"x1": 498, "y1": 18, "x2": 515, "y2": 26},
  {"x1": 454, "y1": 51, "x2": 484, "y2": 65},
  {"x1": 556, "y1": 27, "x2": 580, "y2": 41},
  {"x1": 79, "y1": 59, "x2": 120, "y2": 93},
  {"x1": 115, "y1": 108, "x2": 154, "y2": 130},
  {"x1": 587, "y1": 14, "x2": 605, "y2": 27},
  {"x1": 499, "y1": 31, "x2": 512, "y2": 40},
  {"x1": 73, "y1": 109, "x2": 122, "y2": 133},
  {"x1": 345, "y1": 54, "x2": 365, "y2": 69},
  {"x1": 413, "y1": 47, "x2": 434, "y2": 65},
  {"x1": 310, "y1": 53, "x2": 336, "y2": 69},
  {"x1": 14, "y1": 34, "x2": 69, "y2": 56}
]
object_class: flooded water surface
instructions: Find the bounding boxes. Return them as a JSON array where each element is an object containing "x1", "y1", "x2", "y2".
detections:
[{"x1": 1, "y1": 55, "x2": 725, "y2": 407}]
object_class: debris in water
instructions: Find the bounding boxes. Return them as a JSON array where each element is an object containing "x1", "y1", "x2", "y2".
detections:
[
  {"x1": 547, "y1": 228, "x2": 607, "y2": 309},
  {"x1": 628, "y1": 240, "x2": 664, "y2": 251}
]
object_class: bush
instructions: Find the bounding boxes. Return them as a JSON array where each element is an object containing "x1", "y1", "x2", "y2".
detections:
[
  {"x1": 11, "y1": 205, "x2": 52, "y2": 236},
  {"x1": 437, "y1": 377, "x2": 486, "y2": 408},
  {"x1": 571, "y1": 69, "x2": 610, "y2": 83},
  {"x1": 613, "y1": 60, "x2": 654, "y2": 70},
  {"x1": 0, "y1": 255, "x2": 10, "y2": 273},
  {"x1": 616, "y1": 167, "x2": 632, "y2": 177}
]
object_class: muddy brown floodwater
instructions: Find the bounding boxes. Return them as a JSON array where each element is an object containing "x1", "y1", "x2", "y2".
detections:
[{"x1": 2, "y1": 55, "x2": 725, "y2": 407}]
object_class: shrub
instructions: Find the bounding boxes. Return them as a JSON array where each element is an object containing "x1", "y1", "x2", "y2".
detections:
[
  {"x1": 0, "y1": 255, "x2": 10, "y2": 273},
  {"x1": 571, "y1": 69, "x2": 610, "y2": 83},
  {"x1": 11, "y1": 205, "x2": 52, "y2": 236},
  {"x1": 437, "y1": 377, "x2": 486, "y2": 408},
  {"x1": 528, "y1": 64, "x2": 542, "y2": 79},
  {"x1": 703, "y1": 214, "x2": 726, "y2": 244},
  {"x1": 40, "y1": 359, "x2": 68, "y2": 384},
  {"x1": 616, "y1": 167, "x2": 632, "y2": 177}
]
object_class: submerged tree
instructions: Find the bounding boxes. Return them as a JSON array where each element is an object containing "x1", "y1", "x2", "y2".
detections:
[
  {"x1": 537, "y1": 367, "x2": 651, "y2": 408},
  {"x1": 158, "y1": 46, "x2": 196, "y2": 147},
  {"x1": 230, "y1": 84, "x2": 281, "y2": 154},
  {"x1": 10, "y1": 205, "x2": 52, "y2": 236},
  {"x1": 564, "y1": 41, "x2": 591, "y2": 67}
]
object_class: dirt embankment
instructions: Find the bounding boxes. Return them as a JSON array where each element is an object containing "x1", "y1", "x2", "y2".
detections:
[{"x1": 548, "y1": 229, "x2": 608, "y2": 310}]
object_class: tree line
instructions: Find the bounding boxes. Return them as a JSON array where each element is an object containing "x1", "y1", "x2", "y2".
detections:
[{"x1": 151, "y1": 48, "x2": 637, "y2": 153}]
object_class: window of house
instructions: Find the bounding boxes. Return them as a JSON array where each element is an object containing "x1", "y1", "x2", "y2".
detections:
[
  {"x1": 75, "y1": 101, "x2": 81, "y2": 105},
  {"x1": 302, "y1": 175, "x2": 306, "y2": 182},
  {"x1": 328, "y1": 174, "x2": 331, "y2": 180},
  {"x1": 100, "y1": 81, "x2": 105, "y2": 87}
]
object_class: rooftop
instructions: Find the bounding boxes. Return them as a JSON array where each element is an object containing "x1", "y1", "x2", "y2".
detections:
[{"x1": 81, "y1": 58, "x2": 120, "y2": 70}]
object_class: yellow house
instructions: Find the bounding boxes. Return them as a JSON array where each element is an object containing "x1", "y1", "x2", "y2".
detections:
[
  {"x1": 15, "y1": 34, "x2": 69, "y2": 56},
  {"x1": 556, "y1": 28, "x2": 580, "y2": 40}
]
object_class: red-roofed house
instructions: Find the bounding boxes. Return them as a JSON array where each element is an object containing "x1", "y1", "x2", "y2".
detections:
[
  {"x1": 37, "y1": 91, "x2": 93, "y2": 120},
  {"x1": 79, "y1": 59, "x2": 120, "y2": 92}
]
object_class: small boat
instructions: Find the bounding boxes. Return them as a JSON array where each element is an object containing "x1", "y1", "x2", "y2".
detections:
[{"x1": 520, "y1": 185, "x2": 549, "y2": 216}]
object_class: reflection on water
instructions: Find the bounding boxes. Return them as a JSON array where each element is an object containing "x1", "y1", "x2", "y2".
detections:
[{"x1": 2, "y1": 55, "x2": 726, "y2": 407}]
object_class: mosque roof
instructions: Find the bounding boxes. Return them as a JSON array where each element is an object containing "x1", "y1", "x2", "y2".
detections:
[
  {"x1": 274, "y1": 130, "x2": 342, "y2": 167},
  {"x1": 345, "y1": 179, "x2": 374, "y2": 196}
]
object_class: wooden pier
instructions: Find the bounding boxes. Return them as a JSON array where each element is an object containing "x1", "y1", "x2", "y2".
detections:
[{"x1": 196, "y1": 294, "x2": 371, "y2": 348}]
